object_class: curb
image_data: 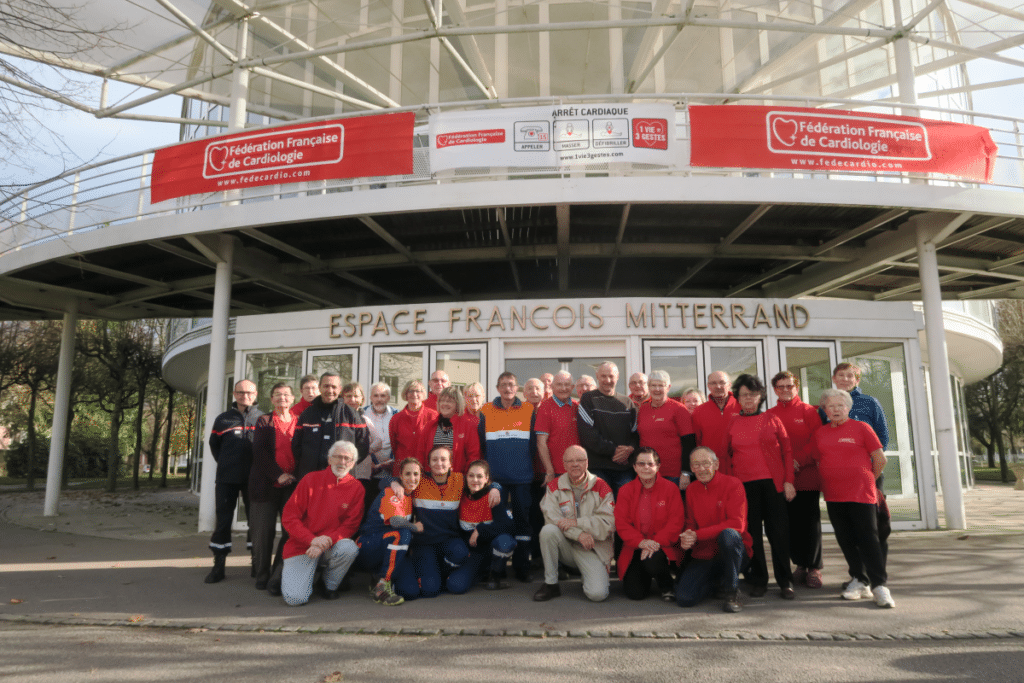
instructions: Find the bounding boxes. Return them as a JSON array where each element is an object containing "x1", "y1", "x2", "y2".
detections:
[{"x1": 2, "y1": 614, "x2": 1022, "y2": 642}]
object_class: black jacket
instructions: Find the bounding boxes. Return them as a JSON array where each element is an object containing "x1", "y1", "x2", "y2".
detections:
[
  {"x1": 577, "y1": 390, "x2": 638, "y2": 472},
  {"x1": 209, "y1": 402, "x2": 263, "y2": 485},
  {"x1": 290, "y1": 396, "x2": 370, "y2": 480}
]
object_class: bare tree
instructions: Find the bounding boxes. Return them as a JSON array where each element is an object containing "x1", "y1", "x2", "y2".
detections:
[{"x1": 0, "y1": 0, "x2": 126, "y2": 186}]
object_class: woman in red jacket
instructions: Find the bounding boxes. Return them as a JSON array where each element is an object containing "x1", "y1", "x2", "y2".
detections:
[
  {"x1": 416, "y1": 385, "x2": 481, "y2": 473},
  {"x1": 388, "y1": 380, "x2": 437, "y2": 477},
  {"x1": 724, "y1": 374, "x2": 796, "y2": 600},
  {"x1": 614, "y1": 447, "x2": 685, "y2": 601}
]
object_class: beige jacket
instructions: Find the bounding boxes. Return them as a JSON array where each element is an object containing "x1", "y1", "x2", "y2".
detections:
[{"x1": 540, "y1": 471, "x2": 616, "y2": 565}]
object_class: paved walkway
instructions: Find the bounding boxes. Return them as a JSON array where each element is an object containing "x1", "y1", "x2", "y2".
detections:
[{"x1": 1, "y1": 483, "x2": 1021, "y2": 642}]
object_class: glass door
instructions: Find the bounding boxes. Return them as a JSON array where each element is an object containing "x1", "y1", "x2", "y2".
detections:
[
  {"x1": 777, "y1": 341, "x2": 837, "y2": 409},
  {"x1": 643, "y1": 342, "x2": 703, "y2": 400},
  {"x1": 373, "y1": 346, "x2": 429, "y2": 409},
  {"x1": 430, "y1": 343, "x2": 486, "y2": 390},
  {"x1": 306, "y1": 348, "x2": 358, "y2": 386},
  {"x1": 704, "y1": 341, "x2": 764, "y2": 386}
]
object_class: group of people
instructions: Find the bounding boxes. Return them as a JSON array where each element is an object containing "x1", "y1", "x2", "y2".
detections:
[{"x1": 205, "y1": 360, "x2": 895, "y2": 611}]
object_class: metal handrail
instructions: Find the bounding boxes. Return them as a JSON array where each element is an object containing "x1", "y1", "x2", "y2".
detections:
[{"x1": 2, "y1": 93, "x2": 1022, "y2": 262}]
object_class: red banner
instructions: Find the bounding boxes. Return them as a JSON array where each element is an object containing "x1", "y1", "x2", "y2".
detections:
[
  {"x1": 689, "y1": 105, "x2": 997, "y2": 183},
  {"x1": 151, "y1": 112, "x2": 415, "y2": 203}
]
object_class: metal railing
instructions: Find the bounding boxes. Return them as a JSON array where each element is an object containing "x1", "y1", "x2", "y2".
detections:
[{"x1": 2, "y1": 93, "x2": 1022, "y2": 264}]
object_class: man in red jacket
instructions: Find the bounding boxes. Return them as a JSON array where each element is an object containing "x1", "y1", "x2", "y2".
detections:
[
  {"x1": 676, "y1": 446, "x2": 753, "y2": 613},
  {"x1": 691, "y1": 371, "x2": 740, "y2": 474},
  {"x1": 280, "y1": 440, "x2": 364, "y2": 606}
]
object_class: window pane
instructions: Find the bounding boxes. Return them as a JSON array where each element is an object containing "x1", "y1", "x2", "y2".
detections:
[
  {"x1": 245, "y1": 351, "x2": 303, "y2": 414},
  {"x1": 783, "y1": 346, "x2": 832, "y2": 406},
  {"x1": 434, "y1": 349, "x2": 482, "y2": 388},
  {"x1": 310, "y1": 353, "x2": 354, "y2": 386},
  {"x1": 708, "y1": 346, "x2": 757, "y2": 380},
  {"x1": 379, "y1": 351, "x2": 424, "y2": 409},
  {"x1": 650, "y1": 347, "x2": 698, "y2": 399}
]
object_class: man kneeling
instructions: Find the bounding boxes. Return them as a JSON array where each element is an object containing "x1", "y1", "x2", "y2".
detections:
[
  {"x1": 676, "y1": 447, "x2": 753, "y2": 613},
  {"x1": 281, "y1": 440, "x2": 364, "y2": 606},
  {"x1": 533, "y1": 445, "x2": 615, "y2": 602}
]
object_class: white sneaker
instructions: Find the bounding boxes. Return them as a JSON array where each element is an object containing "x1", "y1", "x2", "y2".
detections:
[
  {"x1": 872, "y1": 585, "x2": 895, "y2": 608},
  {"x1": 841, "y1": 578, "x2": 872, "y2": 600}
]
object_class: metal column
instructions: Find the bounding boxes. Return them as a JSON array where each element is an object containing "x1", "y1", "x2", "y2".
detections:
[{"x1": 43, "y1": 300, "x2": 79, "y2": 517}]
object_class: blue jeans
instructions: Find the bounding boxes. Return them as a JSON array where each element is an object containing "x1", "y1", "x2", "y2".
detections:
[
  {"x1": 394, "y1": 538, "x2": 468, "y2": 599},
  {"x1": 676, "y1": 529, "x2": 750, "y2": 608},
  {"x1": 447, "y1": 533, "x2": 516, "y2": 594},
  {"x1": 593, "y1": 469, "x2": 634, "y2": 497}
]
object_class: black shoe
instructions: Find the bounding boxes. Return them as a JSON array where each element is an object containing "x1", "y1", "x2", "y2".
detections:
[
  {"x1": 533, "y1": 583, "x2": 561, "y2": 601},
  {"x1": 749, "y1": 584, "x2": 767, "y2": 598},
  {"x1": 267, "y1": 579, "x2": 282, "y2": 597},
  {"x1": 515, "y1": 568, "x2": 531, "y2": 583},
  {"x1": 339, "y1": 574, "x2": 352, "y2": 592},
  {"x1": 557, "y1": 567, "x2": 569, "y2": 581},
  {"x1": 723, "y1": 590, "x2": 743, "y2": 613},
  {"x1": 317, "y1": 580, "x2": 343, "y2": 600},
  {"x1": 780, "y1": 586, "x2": 796, "y2": 600},
  {"x1": 485, "y1": 572, "x2": 511, "y2": 590},
  {"x1": 255, "y1": 579, "x2": 268, "y2": 591},
  {"x1": 204, "y1": 556, "x2": 226, "y2": 584}
]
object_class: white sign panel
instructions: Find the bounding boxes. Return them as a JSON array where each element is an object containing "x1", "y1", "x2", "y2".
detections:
[{"x1": 429, "y1": 104, "x2": 676, "y2": 171}]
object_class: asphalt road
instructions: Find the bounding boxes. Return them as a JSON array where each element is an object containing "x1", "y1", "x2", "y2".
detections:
[{"x1": 3, "y1": 622, "x2": 1024, "y2": 683}]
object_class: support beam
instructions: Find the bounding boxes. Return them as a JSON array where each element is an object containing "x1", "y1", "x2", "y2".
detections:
[
  {"x1": 43, "y1": 301, "x2": 78, "y2": 517},
  {"x1": 358, "y1": 216, "x2": 459, "y2": 296},
  {"x1": 494, "y1": 209, "x2": 522, "y2": 291},
  {"x1": 666, "y1": 204, "x2": 771, "y2": 295},
  {"x1": 604, "y1": 204, "x2": 631, "y2": 294},
  {"x1": 914, "y1": 215, "x2": 965, "y2": 530},
  {"x1": 556, "y1": 204, "x2": 570, "y2": 291},
  {"x1": 198, "y1": 235, "x2": 234, "y2": 534}
]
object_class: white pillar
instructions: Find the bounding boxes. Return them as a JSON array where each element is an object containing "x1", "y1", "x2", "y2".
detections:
[
  {"x1": 43, "y1": 301, "x2": 78, "y2": 517},
  {"x1": 197, "y1": 236, "x2": 235, "y2": 533},
  {"x1": 915, "y1": 218, "x2": 966, "y2": 530},
  {"x1": 891, "y1": 0, "x2": 918, "y2": 116}
]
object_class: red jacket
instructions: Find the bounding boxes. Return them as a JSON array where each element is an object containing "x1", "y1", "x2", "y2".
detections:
[
  {"x1": 768, "y1": 397, "x2": 823, "y2": 491},
  {"x1": 415, "y1": 412, "x2": 481, "y2": 474},
  {"x1": 724, "y1": 412, "x2": 794, "y2": 493},
  {"x1": 614, "y1": 475, "x2": 684, "y2": 579},
  {"x1": 282, "y1": 468, "x2": 364, "y2": 560},
  {"x1": 388, "y1": 405, "x2": 438, "y2": 476},
  {"x1": 692, "y1": 393, "x2": 740, "y2": 464},
  {"x1": 684, "y1": 472, "x2": 753, "y2": 561}
]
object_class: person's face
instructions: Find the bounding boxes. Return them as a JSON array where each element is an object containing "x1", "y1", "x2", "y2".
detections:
[
  {"x1": 497, "y1": 377, "x2": 518, "y2": 403},
  {"x1": 737, "y1": 386, "x2": 762, "y2": 413},
  {"x1": 575, "y1": 378, "x2": 595, "y2": 397},
  {"x1": 649, "y1": 380, "x2": 668, "y2": 404},
  {"x1": 633, "y1": 452, "x2": 659, "y2": 481},
  {"x1": 233, "y1": 381, "x2": 257, "y2": 409},
  {"x1": 437, "y1": 395, "x2": 457, "y2": 418},
  {"x1": 429, "y1": 449, "x2": 452, "y2": 477},
  {"x1": 270, "y1": 387, "x2": 294, "y2": 411},
  {"x1": 466, "y1": 465, "x2": 489, "y2": 493},
  {"x1": 370, "y1": 387, "x2": 390, "y2": 409},
  {"x1": 553, "y1": 375, "x2": 573, "y2": 401},
  {"x1": 320, "y1": 377, "x2": 341, "y2": 404},
  {"x1": 597, "y1": 365, "x2": 618, "y2": 396},
  {"x1": 300, "y1": 381, "x2": 319, "y2": 404},
  {"x1": 400, "y1": 463, "x2": 421, "y2": 492},
  {"x1": 429, "y1": 371, "x2": 450, "y2": 396},
  {"x1": 343, "y1": 390, "x2": 363, "y2": 410},
  {"x1": 541, "y1": 373, "x2": 554, "y2": 394},
  {"x1": 690, "y1": 451, "x2": 719, "y2": 484},
  {"x1": 773, "y1": 377, "x2": 798, "y2": 403},
  {"x1": 707, "y1": 372, "x2": 730, "y2": 399},
  {"x1": 405, "y1": 383, "x2": 425, "y2": 409},
  {"x1": 629, "y1": 374, "x2": 648, "y2": 398},
  {"x1": 524, "y1": 380, "x2": 544, "y2": 405},
  {"x1": 683, "y1": 393, "x2": 701, "y2": 412},
  {"x1": 824, "y1": 396, "x2": 850, "y2": 423},
  {"x1": 463, "y1": 388, "x2": 483, "y2": 413},
  {"x1": 563, "y1": 449, "x2": 588, "y2": 482},
  {"x1": 328, "y1": 449, "x2": 356, "y2": 477},
  {"x1": 833, "y1": 368, "x2": 859, "y2": 392}
]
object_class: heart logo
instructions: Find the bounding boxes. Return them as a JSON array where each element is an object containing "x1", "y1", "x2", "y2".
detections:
[
  {"x1": 772, "y1": 117, "x2": 798, "y2": 146},
  {"x1": 208, "y1": 145, "x2": 228, "y2": 171}
]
